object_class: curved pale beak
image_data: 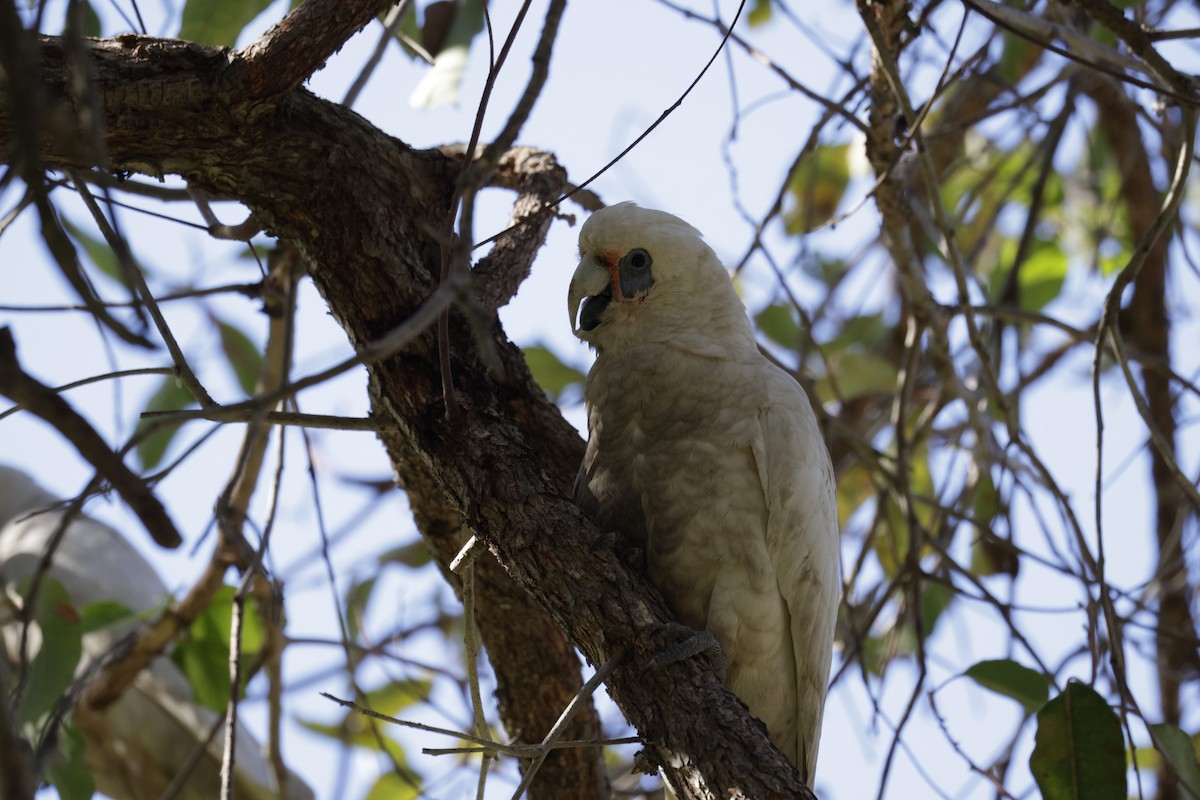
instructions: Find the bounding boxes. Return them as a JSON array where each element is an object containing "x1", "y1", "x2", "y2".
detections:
[{"x1": 568, "y1": 257, "x2": 614, "y2": 336}]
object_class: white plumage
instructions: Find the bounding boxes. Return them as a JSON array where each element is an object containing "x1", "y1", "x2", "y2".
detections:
[
  {"x1": 0, "y1": 465, "x2": 311, "y2": 800},
  {"x1": 568, "y1": 203, "x2": 840, "y2": 784}
]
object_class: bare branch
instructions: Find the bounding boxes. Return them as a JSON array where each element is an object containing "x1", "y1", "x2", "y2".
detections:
[{"x1": 0, "y1": 328, "x2": 183, "y2": 549}]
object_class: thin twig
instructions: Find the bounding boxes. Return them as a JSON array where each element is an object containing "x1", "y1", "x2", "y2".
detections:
[
  {"x1": 509, "y1": 646, "x2": 631, "y2": 800},
  {"x1": 0, "y1": 328, "x2": 183, "y2": 548},
  {"x1": 70, "y1": 171, "x2": 215, "y2": 407}
]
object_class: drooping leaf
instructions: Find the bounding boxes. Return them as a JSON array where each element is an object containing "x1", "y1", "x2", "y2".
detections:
[
  {"x1": 178, "y1": 0, "x2": 273, "y2": 46},
  {"x1": 861, "y1": 624, "x2": 917, "y2": 676},
  {"x1": 785, "y1": 143, "x2": 851, "y2": 232},
  {"x1": 1148, "y1": 723, "x2": 1200, "y2": 800},
  {"x1": 392, "y1": 3, "x2": 422, "y2": 51},
  {"x1": 1029, "y1": 680, "x2": 1125, "y2": 800},
  {"x1": 998, "y1": 31, "x2": 1029, "y2": 85},
  {"x1": 800, "y1": 255, "x2": 846, "y2": 287},
  {"x1": 410, "y1": 0, "x2": 485, "y2": 108},
  {"x1": 874, "y1": 494, "x2": 908, "y2": 579},
  {"x1": 363, "y1": 678, "x2": 434, "y2": 717},
  {"x1": 755, "y1": 303, "x2": 801, "y2": 350},
  {"x1": 344, "y1": 576, "x2": 379, "y2": 645},
  {"x1": 363, "y1": 768, "x2": 422, "y2": 800},
  {"x1": 817, "y1": 352, "x2": 897, "y2": 403},
  {"x1": 215, "y1": 318, "x2": 263, "y2": 396},
  {"x1": 1096, "y1": 237, "x2": 1130, "y2": 276},
  {"x1": 832, "y1": 313, "x2": 890, "y2": 353},
  {"x1": 972, "y1": 470, "x2": 998, "y2": 528},
  {"x1": 46, "y1": 723, "x2": 95, "y2": 800},
  {"x1": 65, "y1": 1, "x2": 102, "y2": 37},
  {"x1": 747, "y1": 0, "x2": 773, "y2": 26},
  {"x1": 79, "y1": 599, "x2": 136, "y2": 633},
  {"x1": 965, "y1": 659, "x2": 1050, "y2": 715},
  {"x1": 62, "y1": 218, "x2": 132, "y2": 286},
  {"x1": 919, "y1": 581, "x2": 954, "y2": 639},
  {"x1": 970, "y1": 534, "x2": 1020, "y2": 578},
  {"x1": 1017, "y1": 239, "x2": 1068, "y2": 311},
  {"x1": 171, "y1": 586, "x2": 265, "y2": 713},
  {"x1": 379, "y1": 540, "x2": 432, "y2": 569},
  {"x1": 298, "y1": 716, "x2": 410, "y2": 763},
  {"x1": 522, "y1": 345, "x2": 585, "y2": 403},
  {"x1": 135, "y1": 375, "x2": 197, "y2": 470},
  {"x1": 16, "y1": 578, "x2": 83, "y2": 728},
  {"x1": 834, "y1": 463, "x2": 875, "y2": 529}
]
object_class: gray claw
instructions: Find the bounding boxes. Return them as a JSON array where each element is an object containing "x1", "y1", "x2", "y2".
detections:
[{"x1": 644, "y1": 623, "x2": 726, "y2": 680}]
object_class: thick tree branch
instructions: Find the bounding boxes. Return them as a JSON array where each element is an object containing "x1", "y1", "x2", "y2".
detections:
[
  {"x1": 0, "y1": 34, "x2": 817, "y2": 798},
  {"x1": 395, "y1": 456, "x2": 609, "y2": 800},
  {"x1": 230, "y1": 0, "x2": 395, "y2": 103},
  {"x1": 440, "y1": 144, "x2": 570, "y2": 311}
]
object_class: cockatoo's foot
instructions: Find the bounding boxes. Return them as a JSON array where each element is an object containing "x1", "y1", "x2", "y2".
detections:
[
  {"x1": 644, "y1": 623, "x2": 726, "y2": 681},
  {"x1": 590, "y1": 530, "x2": 645, "y2": 571}
]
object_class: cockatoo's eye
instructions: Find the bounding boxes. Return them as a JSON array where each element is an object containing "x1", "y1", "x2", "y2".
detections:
[
  {"x1": 626, "y1": 248, "x2": 651, "y2": 271},
  {"x1": 617, "y1": 247, "x2": 655, "y2": 300}
]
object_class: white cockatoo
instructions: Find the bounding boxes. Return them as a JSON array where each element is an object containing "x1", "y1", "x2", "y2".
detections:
[
  {"x1": 568, "y1": 203, "x2": 840, "y2": 786},
  {"x1": 0, "y1": 465, "x2": 312, "y2": 800}
]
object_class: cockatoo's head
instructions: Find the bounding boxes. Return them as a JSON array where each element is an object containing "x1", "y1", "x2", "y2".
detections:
[
  {"x1": 0, "y1": 465, "x2": 58, "y2": 529},
  {"x1": 568, "y1": 203, "x2": 752, "y2": 353}
]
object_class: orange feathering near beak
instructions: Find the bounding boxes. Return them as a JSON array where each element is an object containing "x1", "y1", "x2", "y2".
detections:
[{"x1": 600, "y1": 250, "x2": 624, "y2": 300}]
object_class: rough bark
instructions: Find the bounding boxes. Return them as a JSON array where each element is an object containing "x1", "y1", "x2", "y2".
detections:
[
  {"x1": 394, "y1": 453, "x2": 608, "y2": 800},
  {"x1": 0, "y1": 25, "x2": 817, "y2": 800}
]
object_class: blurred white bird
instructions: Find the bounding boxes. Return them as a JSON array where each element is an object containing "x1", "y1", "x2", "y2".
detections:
[
  {"x1": 569, "y1": 204, "x2": 840, "y2": 786},
  {"x1": 0, "y1": 464, "x2": 312, "y2": 800}
]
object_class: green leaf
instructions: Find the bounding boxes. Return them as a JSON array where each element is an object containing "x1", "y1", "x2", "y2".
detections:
[
  {"x1": 965, "y1": 659, "x2": 1050, "y2": 714},
  {"x1": 379, "y1": 540, "x2": 432, "y2": 569},
  {"x1": 62, "y1": 218, "x2": 130, "y2": 286},
  {"x1": 998, "y1": 31, "x2": 1029, "y2": 85},
  {"x1": 298, "y1": 715, "x2": 412, "y2": 764},
  {"x1": 1149, "y1": 723, "x2": 1200, "y2": 799},
  {"x1": 1017, "y1": 239, "x2": 1067, "y2": 311},
  {"x1": 392, "y1": 3, "x2": 422, "y2": 52},
  {"x1": 785, "y1": 143, "x2": 851, "y2": 232},
  {"x1": 178, "y1": 0, "x2": 273, "y2": 46},
  {"x1": 215, "y1": 318, "x2": 263, "y2": 396},
  {"x1": 345, "y1": 576, "x2": 378, "y2": 645},
  {"x1": 833, "y1": 313, "x2": 889, "y2": 353},
  {"x1": 970, "y1": 535, "x2": 1016, "y2": 577},
  {"x1": 409, "y1": 0, "x2": 485, "y2": 107},
  {"x1": 816, "y1": 353, "x2": 897, "y2": 403},
  {"x1": 800, "y1": 256, "x2": 846, "y2": 287},
  {"x1": 47, "y1": 723, "x2": 95, "y2": 800},
  {"x1": 1030, "y1": 680, "x2": 1125, "y2": 800},
  {"x1": 363, "y1": 678, "x2": 433, "y2": 717},
  {"x1": 79, "y1": 600, "x2": 136, "y2": 633},
  {"x1": 72, "y1": 1, "x2": 101, "y2": 37},
  {"x1": 755, "y1": 303, "x2": 800, "y2": 350},
  {"x1": 17, "y1": 578, "x2": 83, "y2": 728},
  {"x1": 363, "y1": 769, "x2": 422, "y2": 800},
  {"x1": 171, "y1": 586, "x2": 265, "y2": 713},
  {"x1": 972, "y1": 470, "x2": 998, "y2": 528},
  {"x1": 919, "y1": 581, "x2": 953, "y2": 639},
  {"x1": 522, "y1": 345, "x2": 585, "y2": 403},
  {"x1": 135, "y1": 375, "x2": 197, "y2": 470},
  {"x1": 874, "y1": 495, "x2": 908, "y2": 579},
  {"x1": 747, "y1": 0, "x2": 772, "y2": 26},
  {"x1": 1097, "y1": 238, "x2": 1129, "y2": 276}
]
